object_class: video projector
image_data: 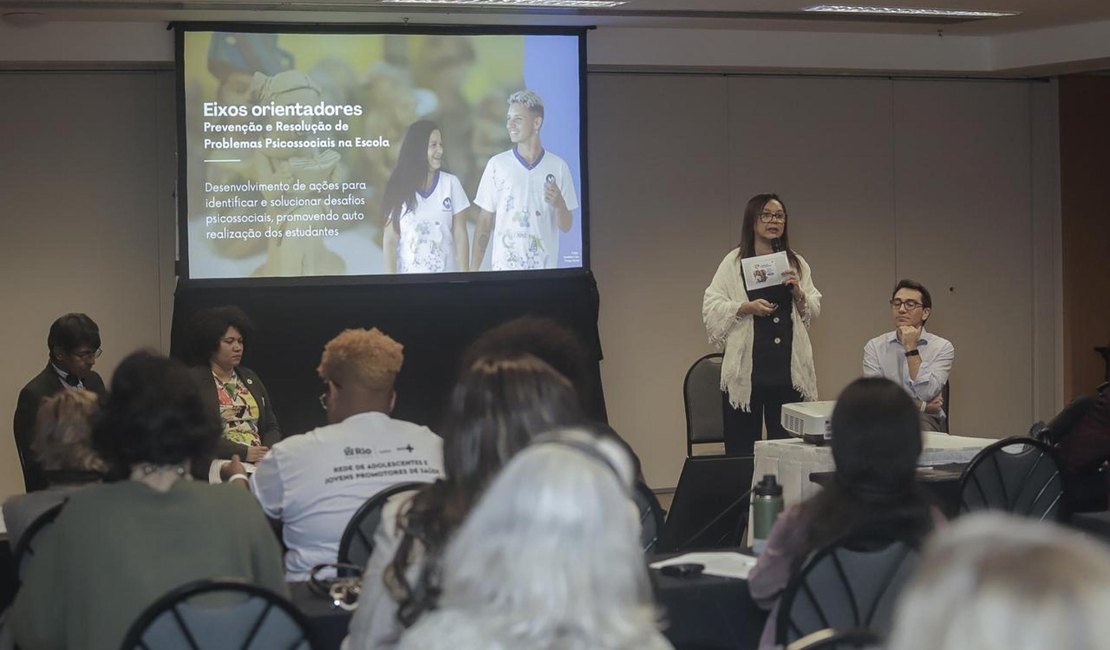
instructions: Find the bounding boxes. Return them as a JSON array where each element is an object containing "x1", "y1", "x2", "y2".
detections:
[{"x1": 780, "y1": 400, "x2": 837, "y2": 444}]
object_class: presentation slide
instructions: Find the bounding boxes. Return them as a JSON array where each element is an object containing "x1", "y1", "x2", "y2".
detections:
[{"x1": 178, "y1": 28, "x2": 585, "y2": 280}]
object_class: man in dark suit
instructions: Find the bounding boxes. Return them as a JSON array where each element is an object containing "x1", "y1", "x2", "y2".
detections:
[{"x1": 12, "y1": 313, "x2": 107, "y2": 492}]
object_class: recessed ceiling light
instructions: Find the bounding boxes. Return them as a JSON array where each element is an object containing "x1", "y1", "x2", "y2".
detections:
[
  {"x1": 381, "y1": 0, "x2": 628, "y2": 7},
  {"x1": 805, "y1": 5, "x2": 1020, "y2": 18}
]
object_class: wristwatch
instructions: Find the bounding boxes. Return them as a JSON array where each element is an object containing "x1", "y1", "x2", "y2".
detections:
[{"x1": 904, "y1": 349, "x2": 920, "y2": 358}]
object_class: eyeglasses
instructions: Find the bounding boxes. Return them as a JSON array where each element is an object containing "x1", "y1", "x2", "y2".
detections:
[
  {"x1": 889, "y1": 299, "x2": 924, "y2": 311},
  {"x1": 71, "y1": 348, "x2": 102, "y2": 361},
  {"x1": 759, "y1": 212, "x2": 787, "y2": 223}
]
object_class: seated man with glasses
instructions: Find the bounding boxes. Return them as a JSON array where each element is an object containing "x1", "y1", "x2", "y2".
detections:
[
  {"x1": 220, "y1": 327, "x2": 444, "y2": 580},
  {"x1": 863, "y1": 279, "x2": 955, "y2": 432},
  {"x1": 13, "y1": 313, "x2": 107, "y2": 492}
]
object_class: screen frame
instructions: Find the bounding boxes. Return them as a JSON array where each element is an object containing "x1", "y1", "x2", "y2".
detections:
[{"x1": 174, "y1": 22, "x2": 591, "y2": 288}]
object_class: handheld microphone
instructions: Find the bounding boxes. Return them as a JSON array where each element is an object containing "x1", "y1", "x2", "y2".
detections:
[{"x1": 771, "y1": 237, "x2": 784, "y2": 253}]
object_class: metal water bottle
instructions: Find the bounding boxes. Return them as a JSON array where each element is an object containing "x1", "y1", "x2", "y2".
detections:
[{"x1": 752, "y1": 474, "x2": 784, "y2": 555}]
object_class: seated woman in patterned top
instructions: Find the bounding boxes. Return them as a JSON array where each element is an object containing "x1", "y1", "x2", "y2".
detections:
[{"x1": 184, "y1": 305, "x2": 280, "y2": 464}]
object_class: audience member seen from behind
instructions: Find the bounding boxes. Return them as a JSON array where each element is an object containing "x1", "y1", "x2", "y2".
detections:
[
  {"x1": 889, "y1": 513, "x2": 1110, "y2": 650},
  {"x1": 10, "y1": 351, "x2": 286, "y2": 650},
  {"x1": 185, "y1": 306, "x2": 280, "y2": 464},
  {"x1": 397, "y1": 429, "x2": 673, "y2": 650},
  {"x1": 222, "y1": 327, "x2": 444, "y2": 580},
  {"x1": 748, "y1": 376, "x2": 942, "y2": 646},
  {"x1": 460, "y1": 315, "x2": 641, "y2": 478},
  {"x1": 3, "y1": 390, "x2": 105, "y2": 548},
  {"x1": 13, "y1": 312, "x2": 107, "y2": 492},
  {"x1": 1053, "y1": 382, "x2": 1110, "y2": 507},
  {"x1": 703, "y1": 193, "x2": 822, "y2": 455},
  {"x1": 344, "y1": 354, "x2": 583, "y2": 650}
]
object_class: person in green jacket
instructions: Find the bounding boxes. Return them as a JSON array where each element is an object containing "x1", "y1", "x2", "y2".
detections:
[{"x1": 11, "y1": 351, "x2": 287, "y2": 650}]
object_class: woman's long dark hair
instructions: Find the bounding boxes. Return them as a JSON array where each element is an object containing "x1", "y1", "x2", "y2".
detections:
[
  {"x1": 382, "y1": 119, "x2": 440, "y2": 233},
  {"x1": 736, "y1": 192, "x2": 800, "y2": 271},
  {"x1": 387, "y1": 354, "x2": 584, "y2": 626},
  {"x1": 787, "y1": 377, "x2": 937, "y2": 562}
]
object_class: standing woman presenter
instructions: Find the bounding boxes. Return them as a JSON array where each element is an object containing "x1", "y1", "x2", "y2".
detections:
[{"x1": 703, "y1": 193, "x2": 821, "y2": 455}]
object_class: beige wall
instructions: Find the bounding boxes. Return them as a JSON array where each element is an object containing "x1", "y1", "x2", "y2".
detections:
[
  {"x1": 0, "y1": 71, "x2": 177, "y2": 502},
  {"x1": 590, "y1": 74, "x2": 1062, "y2": 489},
  {"x1": 0, "y1": 70, "x2": 1061, "y2": 499}
]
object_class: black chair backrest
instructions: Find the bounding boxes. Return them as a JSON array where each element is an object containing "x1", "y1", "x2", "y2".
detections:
[
  {"x1": 119, "y1": 578, "x2": 317, "y2": 650},
  {"x1": 939, "y1": 381, "x2": 950, "y2": 433},
  {"x1": 337, "y1": 482, "x2": 425, "y2": 570},
  {"x1": 786, "y1": 628, "x2": 883, "y2": 650},
  {"x1": 13, "y1": 501, "x2": 65, "y2": 586},
  {"x1": 684, "y1": 353, "x2": 725, "y2": 456},
  {"x1": 777, "y1": 536, "x2": 920, "y2": 646},
  {"x1": 959, "y1": 436, "x2": 1065, "y2": 521},
  {"x1": 633, "y1": 480, "x2": 665, "y2": 554},
  {"x1": 658, "y1": 455, "x2": 754, "y2": 552}
]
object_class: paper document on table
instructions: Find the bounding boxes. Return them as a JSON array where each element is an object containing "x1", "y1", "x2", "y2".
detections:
[
  {"x1": 740, "y1": 251, "x2": 790, "y2": 289},
  {"x1": 650, "y1": 552, "x2": 758, "y2": 579}
]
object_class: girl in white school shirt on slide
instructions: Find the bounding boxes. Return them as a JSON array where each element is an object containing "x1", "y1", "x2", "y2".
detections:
[{"x1": 382, "y1": 120, "x2": 471, "y2": 274}]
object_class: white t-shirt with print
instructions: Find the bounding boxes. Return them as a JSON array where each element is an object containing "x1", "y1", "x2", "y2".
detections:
[
  {"x1": 251, "y1": 411, "x2": 444, "y2": 580},
  {"x1": 395, "y1": 171, "x2": 471, "y2": 274},
  {"x1": 473, "y1": 147, "x2": 579, "y2": 271}
]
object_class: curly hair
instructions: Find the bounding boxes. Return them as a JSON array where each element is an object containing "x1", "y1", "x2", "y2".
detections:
[
  {"x1": 183, "y1": 306, "x2": 255, "y2": 367},
  {"x1": 91, "y1": 351, "x2": 221, "y2": 472},
  {"x1": 460, "y1": 316, "x2": 590, "y2": 399},
  {"x1": 317, "y1": 328, "x2": 404, "y2": 392},
  {"x1": 31, "y1": 389, "x2": 106, "y2": 474}
]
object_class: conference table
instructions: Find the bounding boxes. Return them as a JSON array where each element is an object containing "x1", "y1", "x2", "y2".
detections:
[
  {"x1": 290, "y1": 558, "x2": 769, "y2": 650},
  {"x1": 748, "y1": 432, "x2": 997, "y2": 543}
]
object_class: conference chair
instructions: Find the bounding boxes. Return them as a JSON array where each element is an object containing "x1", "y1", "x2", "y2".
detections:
[
  {"x1": 12, "y1": 501, "x2": 65, "y2": 587},
  {"x1": 939, "y1": 381, "x2": 950, "y2": 433},
  {"x1": 684, "y1": 353, "x2": 726, "y2": 457},
  {"x1": 119, "y1": 578, "x2": 317, "y2": 650},
  {"x1": 959, "y1": 437, "x2": 1065, "y2": 522},
  {"x1": 776, "y1": 535, "x2": 921, "y2": 646},
  {"x1": 337, "y1": 482, "x2": 424, "y2": 571},
  {"x1": 786, "y1": 628, "x2": 882, "y2": 650},
  {"x1": 633, "y1": 480, "x2": 666, "y2": 554}
]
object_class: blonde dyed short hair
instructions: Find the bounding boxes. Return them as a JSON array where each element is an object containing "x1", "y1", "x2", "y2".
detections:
[
  {"x1": 508, "y1": 89, "x2": 544, "y2": 118},
  {"x1": 32, "y1": 389, "x2": 106, "y2": 473},
  {"x1": 317, "y1": 328, "x2": 404, "y2": 392}
]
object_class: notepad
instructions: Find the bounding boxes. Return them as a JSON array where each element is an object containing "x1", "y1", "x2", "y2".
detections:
[{"x1": 740, "y1": 251, "x2": 791, "y2": 289}]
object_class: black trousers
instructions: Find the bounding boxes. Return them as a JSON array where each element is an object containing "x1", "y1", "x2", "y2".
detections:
[{"x1": 722, "y1": 385, "x2": 804, "y2": 456}]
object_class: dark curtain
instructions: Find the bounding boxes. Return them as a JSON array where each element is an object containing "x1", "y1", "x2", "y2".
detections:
[{"x1": 169, "y1": 273, "x2": 606, "y2": 438}]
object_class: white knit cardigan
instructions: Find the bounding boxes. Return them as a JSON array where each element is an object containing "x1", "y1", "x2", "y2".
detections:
[{"x1": 702, "y1": 250, "x2": 821, "y2": 411}]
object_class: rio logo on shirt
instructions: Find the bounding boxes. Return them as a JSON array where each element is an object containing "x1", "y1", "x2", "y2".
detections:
[{"x1": 442, "y1": 197, "x2": 452, "y2": 211}]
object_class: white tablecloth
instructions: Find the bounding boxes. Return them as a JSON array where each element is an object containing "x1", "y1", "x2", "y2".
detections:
[{"x1": 747, "y1": 432, "x2": 996, "y2": 543}]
